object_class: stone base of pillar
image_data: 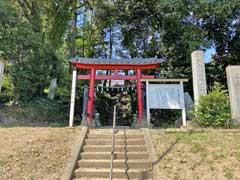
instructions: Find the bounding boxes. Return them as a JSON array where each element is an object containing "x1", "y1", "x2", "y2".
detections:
[
  {"x1": 80, "y1": 118, "x2": 87, "y2": 126},
  {"x1": 184, "y1": 120, "x2": 199, "y2": 129},
  {"x1": 134, "y1": 121, "x2": 149, "y2": 128},
  {"x1": 80, "y1": 118, "x2": 96, "y2": 127},
  {"x1": 86, "y1": 120, "x2": 96, "y2": 128},
  {"x1": 81, "y1": 113, "x2": 87, "y2": 125},
  {"x1": 231, "y1": 119, "x2": 240, "y2": 128}
]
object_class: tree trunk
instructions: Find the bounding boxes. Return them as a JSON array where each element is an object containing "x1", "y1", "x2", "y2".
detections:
[
  {"x1": 69, "y1": 9, "x2": 77, "y2": 74},
  {"x1": 89, "y1": 0, "x2": 94, "y2": 57},
  {"x1": 108, "y1": 26, "x2": 113, "y2": 87}
]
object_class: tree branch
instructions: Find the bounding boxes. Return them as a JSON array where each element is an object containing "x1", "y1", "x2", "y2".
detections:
[
  {"x1": 16, "y1": 0, "x2": 31, "y2": 22},
  {"x1": 83, "y1": 0, "x2": 93, "y2": 10},
  {"x1": 22, "y1": 0, "x2": 32, "y2": 11}
]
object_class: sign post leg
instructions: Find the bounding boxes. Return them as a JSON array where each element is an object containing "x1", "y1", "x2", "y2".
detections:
[
  {"x1": 146, "y1": 81, "x2": 151, "y2": 127},
  {"x1": 180, "y1": 82, "x2": 187, "y2": 127}
]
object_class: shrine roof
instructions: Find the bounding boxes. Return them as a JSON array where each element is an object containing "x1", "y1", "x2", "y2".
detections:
[{"x1": 70, "y1": 57, "x2": 164, "y2": 70}]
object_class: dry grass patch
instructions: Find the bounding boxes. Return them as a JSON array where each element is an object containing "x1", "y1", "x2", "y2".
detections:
[
  {"x1": 0, "y1": 127, "x2": 81, "y2": 180},
  {"x1": 151, "y1": 130, "x2": 240, "y2": 180}
]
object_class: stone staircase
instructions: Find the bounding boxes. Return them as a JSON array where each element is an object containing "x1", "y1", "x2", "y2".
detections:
[{"x1": 72, "y1": 129, "x2": 153, "y2": 179}]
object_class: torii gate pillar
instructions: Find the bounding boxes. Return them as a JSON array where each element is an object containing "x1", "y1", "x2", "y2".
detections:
[{"x1": 87, "y1": 68, "x2": 96, "y2": 123}]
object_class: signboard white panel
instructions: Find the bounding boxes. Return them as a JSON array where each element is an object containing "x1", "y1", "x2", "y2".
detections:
[{"x1": 148, "y1": 84, "x2": 184, "y2": 109}]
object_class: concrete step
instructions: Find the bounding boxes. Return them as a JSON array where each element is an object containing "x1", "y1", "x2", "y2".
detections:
[
  {"x1": 74, "y1": 168, "x2": 152, "y2": 179},
  {"x1": 84, "y1": 139, "x2": 145, "y2": 146},
  {"x1": 73, "y1": 179, "x2": 151, "y2": 180},
  {"x1": 87, "y1": 134, "x2": 144, "y2": 140},
  {"x1": 82, "y1": 145, "x2": 148, "y2": 152},
  {"x1": 80, "y1": 152, "x2": 149, "y2": 160},
  {"x1": 88, "y1": 129, "x2": 142, "y2": 134},
  {"x1": 77, "y1": 159, "x2": 152, "y2": 170}
]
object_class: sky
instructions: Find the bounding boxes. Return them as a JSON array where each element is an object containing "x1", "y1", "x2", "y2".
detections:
[{"x1": 204, "y1": 47, "x2": 216, "y2": 63}]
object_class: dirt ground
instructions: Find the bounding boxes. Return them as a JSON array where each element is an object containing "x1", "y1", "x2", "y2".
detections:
[
  {"x1": 151, "y1": 130, "x2": 240, "y2": 180},
  {"x1": 1, "y1": 127, "x2": 240, "y2": 180},
  {"x1": 0, "y1": 127, "x2": 81, "y2": 180}
]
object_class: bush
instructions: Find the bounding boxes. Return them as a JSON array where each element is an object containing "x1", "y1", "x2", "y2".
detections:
[
  {"x1": 0, "y1": 75, "x2": 14, "y2": 103},
  {"x1": 193, "y1": 82, "x2": 231, "y2": 128},
  {"x1": 3, "y1": 97, "x2": 68, "y2": 126},
  {"x1": 151, "y1": 109, "x2": 181, "y2": 128}
]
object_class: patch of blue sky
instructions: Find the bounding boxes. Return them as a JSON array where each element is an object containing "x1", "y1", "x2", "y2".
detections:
[{"x1": 204, "y1": 47, "x2": 216, "y2": 63}]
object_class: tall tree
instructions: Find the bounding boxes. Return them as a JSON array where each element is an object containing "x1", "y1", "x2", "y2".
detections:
[{"x1": 0, "y1": 0, "x2": 77, "y2": 101}]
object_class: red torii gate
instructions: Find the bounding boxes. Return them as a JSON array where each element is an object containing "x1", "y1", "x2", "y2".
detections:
[{"x1": 69, "y1": 57, "x2": 163, "y2": 127}]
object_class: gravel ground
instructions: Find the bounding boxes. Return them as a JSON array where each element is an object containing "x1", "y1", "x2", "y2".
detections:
[{"x1": 0, "y1": 127, "x2": 81, "y2": 180}]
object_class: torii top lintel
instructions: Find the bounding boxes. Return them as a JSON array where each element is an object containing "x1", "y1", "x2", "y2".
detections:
[{"x1": 71, "y1": 57, "x2": 163, "y2": 70}]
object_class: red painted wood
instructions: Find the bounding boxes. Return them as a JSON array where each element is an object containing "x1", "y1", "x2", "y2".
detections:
[
  {"x1": 137, "y1": 69, "x2": 143, "y2": 122},
  {"x1": 87, "y1": 69, "x2": 96, "y2": 123},
  {"x1": 77, "y1": 74, "x2": 154, "y2": 80},
  {"x1": 113, "y1": 70, "x2": 118, "y2": 75},
  {"x1": 72, "y1": 62, "x2": 160, "y2": 70}
]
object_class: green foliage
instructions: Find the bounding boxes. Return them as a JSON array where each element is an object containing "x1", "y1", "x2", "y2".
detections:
[
  {"x1": 191, "y1": 143, "x2": 204, "y2": 154},
  {"x1": 0, "y1": 75, "x2": 14, "y2": 103},
  {"x1": 4, "y1": 97, "x2": 68, "y2": 125},
  {"x1": 151, "y1": 109, "x2": 181, "y2": 128},
  {"x1": 223, "y1": 167, "x2": 234, "y2": 180},
  {"x1": 95, "y1": 92, "x2": 114, "y2": 125},
  {"x1": 0, "y1": 0, "x2": 75, "y2": 101},
  {"x1": 193, "y1": 82, "x2": 231, "y2": 128}
]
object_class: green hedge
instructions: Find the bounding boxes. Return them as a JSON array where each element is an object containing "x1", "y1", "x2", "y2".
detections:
[{"x1": 194, "y1": 82, "x2": 231, "y2": 128}]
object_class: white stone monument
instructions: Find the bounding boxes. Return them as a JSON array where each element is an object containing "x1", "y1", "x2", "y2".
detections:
[
  {"x1": 184, "y1": 92, "x2": 194, "y2": 120},
  {"x1": 226, "y1": 66, "x2": 240, "y2": 121},
  {"x1": 191, "y1": 50, "x2": 207, "y2": 105},
  {"x1": 0, "y1": 60, "x2": 4, "y2": 93},
  {"x1": 48, "y1": 78, "x2": 57, "y2": 100}
]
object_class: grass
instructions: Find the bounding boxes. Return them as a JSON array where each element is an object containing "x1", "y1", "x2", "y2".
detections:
[
  {"x1": 151, "y1": 130, "x2": 240, "y2": 179},
  {"x1": 191, "y1": 143, "x2": 204, "y2": 153},
  {"x1": 236, "y1": 152, "x2": 240, "y2": 162},
  {"x1": 224, "y1": 167, "x2": 234, "y2": 180}
]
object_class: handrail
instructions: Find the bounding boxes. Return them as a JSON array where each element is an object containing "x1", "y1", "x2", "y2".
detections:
[
  {"x1": 109, "y1": 105, "x2": 116, "y2": 180},
  {"x1": 123, "y1": 130, "x2": 130, "y2": 179}
]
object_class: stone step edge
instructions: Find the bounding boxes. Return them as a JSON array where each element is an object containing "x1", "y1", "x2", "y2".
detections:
[
  {"x1": 73, "y1": 179, "x2": 151, "y2": 180},
  {"x1": 80, "y1": 152, "x2": 149, "y2": 155},
  {"x1": 85, "y1": 139, "x2": 145, "y2": 142},
  {"x1": 83, "y1": 145, "x2": 147, "y2": 147},
  {"x1": 87, "y1": 134, "x2": 144, "y2": 137},
  {"x1": 78, "y1": 159, "x2": 151, "y2": 162},
  {"x1": 74, "y1": 168, "x2": 152, "y2": 172},
  {"x1": 86, "y1": 137, "x2": 145, "y2": 140}
]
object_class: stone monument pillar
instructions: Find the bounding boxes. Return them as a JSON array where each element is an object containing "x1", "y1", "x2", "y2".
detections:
[
  {"x1": 191, "y1": 50, "x2": 207, "y2": 105},
  {"x1": 81, "y1": 86, "x2": 88, "y2": 125},
  {"x1": 48, "y1": 78, "x2": 57, "y2": 100},
  {"x1": 226, "y1": 66, "x2": 240, "y2": 121},
  {"x1": 0, "y1": 60, "x2": 4, "y2": 93}
]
